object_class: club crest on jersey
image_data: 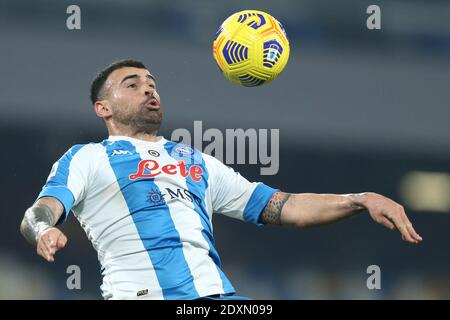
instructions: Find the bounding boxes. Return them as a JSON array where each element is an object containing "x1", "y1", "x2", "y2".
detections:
[
  {"x1": 129, "y1": 159, "x2": 203, "y2": 182},
  {"x1": 173, "y1": 145, "x2": 194, "y2": 156}
]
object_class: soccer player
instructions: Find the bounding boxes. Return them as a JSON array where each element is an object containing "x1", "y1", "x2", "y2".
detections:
[{"x1": 20, "y1": 59, "x2": 422, "y2": 300}]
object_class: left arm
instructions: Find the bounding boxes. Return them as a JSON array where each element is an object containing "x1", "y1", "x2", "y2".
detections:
[{"x1": 260, "y1": 192, "x2": 422, "y2": 244}]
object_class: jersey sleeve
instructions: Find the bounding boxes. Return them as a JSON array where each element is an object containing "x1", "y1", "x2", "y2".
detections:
[
  {"x1": 203, "y1": 154, "x2": 279, "y2": 226},
  {"x1": 36, "y1": 144, "x2": 93, "y2": 225}
]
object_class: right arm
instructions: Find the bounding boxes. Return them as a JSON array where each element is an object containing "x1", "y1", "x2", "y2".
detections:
[{"x1": 20, "y1": 196, "x2": 68, "y2": 262}]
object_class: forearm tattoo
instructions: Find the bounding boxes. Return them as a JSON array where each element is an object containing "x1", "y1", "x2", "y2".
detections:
[
  {"x1": 260, "y1": 192, "x2": 291, "y2": 225},
  {"x1": 20, "y1": 204, "x2": 56, "y2": 246}
]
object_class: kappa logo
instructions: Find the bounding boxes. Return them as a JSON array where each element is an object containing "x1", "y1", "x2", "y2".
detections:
[
  {"x1": 112, "y1": 150, "x2": 132, "y2": 156},
  {"x1": 137, "y1": 289, "x2": 148, "y2": 297}
]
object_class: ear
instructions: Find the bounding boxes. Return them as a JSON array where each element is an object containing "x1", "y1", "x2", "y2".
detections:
[{"x1": 94, "y1": 100, "x2": 112, "y2": 119}]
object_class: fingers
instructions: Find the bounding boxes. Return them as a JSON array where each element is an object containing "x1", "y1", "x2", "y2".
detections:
[
  {"x1": 405, "y1": 215, "x2": 423, "y2": 242},
  {"x1": 378, "y1": 217, "x2": 395, "y2": 230},
  {"x1": 386, "y1": 208, "x2": 423, "y2": 244},
  {"x1": 37, "y1": 240, "x2": 54, "y2": 262},
  {"x1": 366, "y1": 193, "x2": 423, "y2": 244},
  {"x1": 37, "y1": 236, "x2": 55, "y2": 262},
  {"x1": 398, "y1": 223, "x2": 416, "y2": 244},
  {"x1": 397, "y1": 216, "x2": 422, "y2": 244},
  {"x1": 57, "y1": 233, "x2": 68, "y2": 249},
  {"x1": 37, "y1": 230, "x2": 67, "y2": 262},
  {"x1": 43, "y1": 234, "x2": 56, "y2": 261}
]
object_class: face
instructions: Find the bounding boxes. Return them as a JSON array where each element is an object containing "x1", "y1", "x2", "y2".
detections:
[{"x1": 100, "y1": 67, "x2": 163, "y2": 133}]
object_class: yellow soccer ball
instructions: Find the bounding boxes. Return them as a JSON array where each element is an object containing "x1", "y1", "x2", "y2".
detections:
[{"x1": 212, "y1": 10, "x2": 290, "y2": 87}]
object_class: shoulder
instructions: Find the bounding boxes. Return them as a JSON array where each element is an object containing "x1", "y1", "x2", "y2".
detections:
[
  {"x1": 201, "y1": 152, "x2": 224, "y2": 169},
  {"x1": 59, "y1": 142, "x2": 105, "y2": 165},
  {"x1": 66, "y1": 142, "x2": 105, "y2": 156}
]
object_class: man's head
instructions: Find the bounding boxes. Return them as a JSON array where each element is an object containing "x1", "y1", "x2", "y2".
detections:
[{"x1": 90, "y1": 59, "x2": 162, "y2": 135}]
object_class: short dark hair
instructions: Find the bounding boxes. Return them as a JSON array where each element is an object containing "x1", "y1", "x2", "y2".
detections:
[{"x1": 90, "y1": 59, "x2": 147, "y2": 104}]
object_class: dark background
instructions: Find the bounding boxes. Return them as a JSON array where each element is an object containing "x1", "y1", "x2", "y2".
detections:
[{"x1": 1, "y1": 0, "x2": 449, "y2": 299}]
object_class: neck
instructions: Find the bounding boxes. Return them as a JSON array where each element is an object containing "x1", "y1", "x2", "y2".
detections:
[{"x1": 108, "y1": 122, "x2": 160, "y2": 142}]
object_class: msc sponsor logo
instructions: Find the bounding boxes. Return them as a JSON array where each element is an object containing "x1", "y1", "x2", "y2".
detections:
[
  {"x1": 146, "y1": 187, "x2": 202, "y2": 207},
  {"x1": 165, "y1": 187, "x2": 202, "y2": 206}
]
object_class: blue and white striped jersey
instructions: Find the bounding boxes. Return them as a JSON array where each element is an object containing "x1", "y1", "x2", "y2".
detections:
[{"x1": 37, "y1": 135, "x2": 277, "y2": 300}]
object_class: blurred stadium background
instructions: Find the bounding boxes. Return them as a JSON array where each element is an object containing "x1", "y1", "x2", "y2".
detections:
[{"x1": 0, "y1": 0, "x2": 449, "y2": 299}]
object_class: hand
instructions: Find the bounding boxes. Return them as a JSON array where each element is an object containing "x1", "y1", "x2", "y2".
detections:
[
  {"x1": 356, "y1": 192, "x2": 423, "y2": 244},
  {"x1": 36, "y1": 227, "x2": 68, "y2": 262}
]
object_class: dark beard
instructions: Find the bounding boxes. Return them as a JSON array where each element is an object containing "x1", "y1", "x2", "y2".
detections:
[{"x1": 113, "y1": 104, "x2": 163, "y2": 134}]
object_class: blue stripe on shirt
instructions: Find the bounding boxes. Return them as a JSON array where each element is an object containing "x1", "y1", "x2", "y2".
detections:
[
  {"x1": 164, "y1": 142, "x2": 235, "y2": 295},
  {"x1": 102, "y1": 140, "x2": 199, "y2": 299}
]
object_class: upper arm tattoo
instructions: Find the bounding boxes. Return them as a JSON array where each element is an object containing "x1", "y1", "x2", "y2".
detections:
[{"x1": 259, "y1": 192, "x2": 291, "y2": 225}]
